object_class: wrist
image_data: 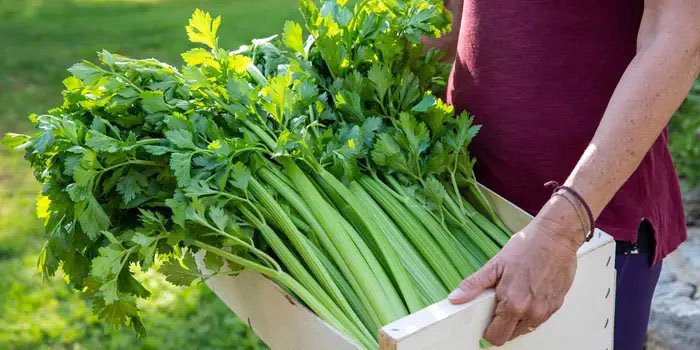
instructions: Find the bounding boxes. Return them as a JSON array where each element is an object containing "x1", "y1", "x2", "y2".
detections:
[{"x1": 533, "y1": 196, "x2": 586, "y2": 252}]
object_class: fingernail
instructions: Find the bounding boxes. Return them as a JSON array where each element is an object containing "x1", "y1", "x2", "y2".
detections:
[{"x1": 448, "y1": 288, "x2": 467, "y2": 301}]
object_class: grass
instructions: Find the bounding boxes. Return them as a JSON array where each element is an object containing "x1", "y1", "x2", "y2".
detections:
[{"x1": 0, "y1": 0, "x2": 299, "y2": 348}]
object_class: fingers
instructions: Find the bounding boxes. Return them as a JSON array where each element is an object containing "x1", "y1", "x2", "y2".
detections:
[
  {"x1": 508, "y1": 302, "x2": 559, "y2": 341},
  {"x1": 483, "y1": 313, "x2": 519, "y2": 347},
  {"x1": 448, "y1": 262, "x2": 500, "y2": 304},
  {"x1": 509, "y1": 318, "x2": 541, "y2": 340},
  {"x1": 510, "y1": 320, "x2": 531, "y2": 340},
  {"x1": 485, "y1": 293, "x2": 529, "y2": 345}
]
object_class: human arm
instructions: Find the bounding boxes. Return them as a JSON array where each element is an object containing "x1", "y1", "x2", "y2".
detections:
[
  {"x1": 422, "y1": 0, "x2": 463, "y2": 61},
  {"x1": 563, "y1": 0, "x2": 700, "y2": 218},
  {"x1": 447, "y1": 0, "x2": 700, "y2": 346}
]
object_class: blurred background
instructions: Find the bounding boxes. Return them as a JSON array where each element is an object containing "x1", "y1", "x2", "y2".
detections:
[{"x1": 0, "y1": 1, "x2": 697, "y2": 349}]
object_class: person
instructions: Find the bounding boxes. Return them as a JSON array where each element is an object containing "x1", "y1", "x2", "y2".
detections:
[{"x1": 424, "y1": 1, "x2": 699, "y2": 349}]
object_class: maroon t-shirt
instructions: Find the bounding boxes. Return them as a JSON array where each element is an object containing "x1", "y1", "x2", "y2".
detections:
[{"x1": 446, "y1": 0, "x2": 687, "y2": 263}]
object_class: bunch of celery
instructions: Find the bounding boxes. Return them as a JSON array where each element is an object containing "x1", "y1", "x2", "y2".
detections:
[{"x1": 3, "y1": 1, "x2": 511, "y2": 348}]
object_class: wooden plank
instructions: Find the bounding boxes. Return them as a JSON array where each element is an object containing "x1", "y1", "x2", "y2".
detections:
[
  {"x1": 478, "y1": 184, "x2": 533, "y2": 232},
  {"x1": 200, "y1": 268, "x2": 361, "y2": 350}
]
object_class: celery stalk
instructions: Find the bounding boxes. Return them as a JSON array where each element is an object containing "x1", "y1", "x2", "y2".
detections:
[
  {"x1": 257, "y1": 167, "x2": 378, "y2": 332},
  {"x1": 282, "y1": 160, "x2": 408, "y2": 327},
  {"x1": 354, "y1": 177, "x2": 463, "y2": 290},
  {"x1": 248, "y1": 177, "x2": 372, "y2": 340},
  {"x1": 382, "y1": 176, "x2": 481, "y2": 278},
  {"x1": 351, "y1": 182, "x2": 449, "y2": 304}
]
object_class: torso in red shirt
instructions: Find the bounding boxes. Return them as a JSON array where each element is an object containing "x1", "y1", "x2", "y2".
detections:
[{"x1": 446, "y1": 0, "x2": 686, "y2": 262}]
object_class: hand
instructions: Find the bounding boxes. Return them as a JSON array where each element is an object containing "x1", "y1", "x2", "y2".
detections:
[{"x1": 448, "y1": 197, "x2": 582, "y2": 346}]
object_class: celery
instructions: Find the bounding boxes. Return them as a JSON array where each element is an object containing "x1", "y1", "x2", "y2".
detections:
[
  {"x1": 383, "y1": 176, "x2": 481, "y2": 278},
  {"x1": 310, "y1": 172, "x2": 386, "y2": 271},
  {"x1": 356, "y1": 176, "x2": 464, "y2": 290},
  {"x1": 257, "y1": 166, "x2": 378, "y2": 332},
  {"x1": 458, "y1": 196, "x2": 512, "y2": 246},
  {"x1": 247, "y1": 177, "x2": 372, "y2": 340},
  {"x1": 443, "y1": 193, "x2": 500, "y2": 258},
  {"x1": 236, "y1": 207, "x2": 374, "y2": 347},
  {"x1": 303, "y1": 235, "x2": 376, "y2": 337},
  {"x1": 452, "y1": 227, "x2": 491, "y2": 267},
  {"x1": 317, "y1": 171, "x2": 444, "y2": 310},
  {"x1": 282, "y1": 160, "x2": 407, "y2": 327}
]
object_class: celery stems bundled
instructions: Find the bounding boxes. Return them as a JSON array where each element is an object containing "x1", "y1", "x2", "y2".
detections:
[{"x1": 4, "y1": 1, "x2": 512, "y2": 348}]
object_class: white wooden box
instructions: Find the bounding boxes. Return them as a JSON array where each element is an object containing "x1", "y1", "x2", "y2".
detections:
[{"x1": 198, "y1": 186, "x2": 616, "y2": 350}]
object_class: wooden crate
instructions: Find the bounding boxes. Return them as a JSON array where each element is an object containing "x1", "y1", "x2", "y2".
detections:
[{"x1": 197, "y1": 186, "x2": 616, "y2": 350}]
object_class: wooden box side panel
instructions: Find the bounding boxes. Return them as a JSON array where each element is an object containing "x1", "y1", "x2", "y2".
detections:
[
  {"x1": 202, "y1": 269, "x2": 360, "y2": 350},
  {"x1": 478, "y1": 185, "x2": 533, "y2": 232}
]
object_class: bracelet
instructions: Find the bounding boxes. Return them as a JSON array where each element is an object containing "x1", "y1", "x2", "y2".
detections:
[
  {"x1": 553, "y1": 190, "x2": 589, "y2": 242},
  {"x1": 544, "y1": 181, "x2": 595, "y2": 242}
]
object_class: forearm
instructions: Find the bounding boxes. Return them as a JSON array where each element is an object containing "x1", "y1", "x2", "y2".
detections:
[
  {"x1": 537, "y1": 3, "x2": 700, "y2": 246},
  {"x1": 564, "y1": 37, "x2": 699, "y2": 219},
  {"x1": 422, "y1": 0, "x2": 463, "y2": 61}
]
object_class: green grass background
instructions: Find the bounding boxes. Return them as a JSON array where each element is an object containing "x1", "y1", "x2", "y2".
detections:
[
  {"x1": 0, "y1": 0, "x2": 299, "y2": 348},
  {"x1": 0, "y1": 0, "x2": 697, "y2": 349}
]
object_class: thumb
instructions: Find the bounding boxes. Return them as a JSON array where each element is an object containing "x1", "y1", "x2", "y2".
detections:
[{"x1": 448, "y1": 262, "x2": 499, "y2": 304}]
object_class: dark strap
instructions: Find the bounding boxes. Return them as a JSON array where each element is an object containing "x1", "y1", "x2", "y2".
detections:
[{"x1": 544, "y1": 181, "x2": 595, "y2": 242}]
